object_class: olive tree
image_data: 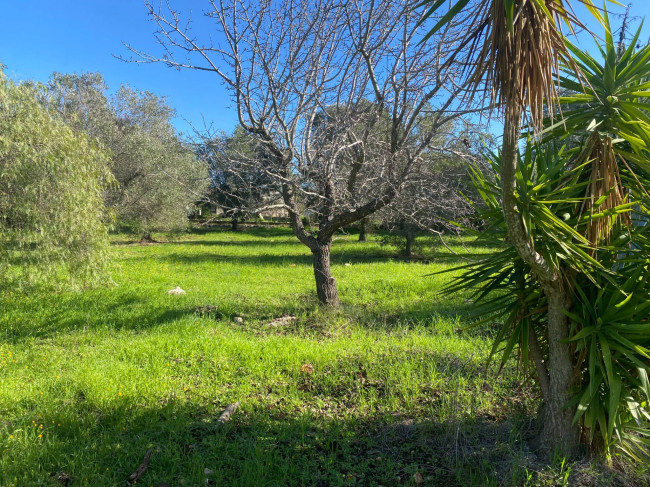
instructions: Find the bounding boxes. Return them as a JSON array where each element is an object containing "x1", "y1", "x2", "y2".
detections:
[
  {"x1": 128, "y1": 0, "x2": 481, "y2": 305},
  {"x1": 47, "y1": 73, "x2": 207, "y2": 240},
  {"x1": 0, "y1": 73, "x2": 113, "y2": 288}
]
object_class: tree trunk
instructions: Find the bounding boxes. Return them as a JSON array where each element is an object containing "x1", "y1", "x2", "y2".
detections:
[
  {"x1": 500, "y1": 104, "x2": 579, "y2": 456},
  {"x1": 540, "y1": 284, "x2": 579, "y2": 455},
  {"x1": 312, "y1": 241, "x2": 339, "y2": 307},
  {"x1": 400, "y1": 220, "x2": 415, "y2": 257},
  {"x1": 358, "y1": 218, "x2": 368, "y2": 242},
  {"x1": 231, "y1": 213, "x2": 238, "y2": 231},
  {"x1": 405, "y1": 230, "x2": 416, "y2": 257}
]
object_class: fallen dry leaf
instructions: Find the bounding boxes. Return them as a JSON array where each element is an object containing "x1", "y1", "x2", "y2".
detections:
[{"x1": 300, "y1": 363, "x2": 314, "y2": 374}]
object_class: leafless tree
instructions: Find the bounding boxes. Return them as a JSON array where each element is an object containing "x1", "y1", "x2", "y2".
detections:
[
  {"x1": 196, "y1": 127, "x2": 283, "y2": 230},
  {"x1": 380, "y1": 123, "x2": 489, "y2": 256},
  {"x1": 126, "y1": 0, "x2": 483, "y2": 306}
]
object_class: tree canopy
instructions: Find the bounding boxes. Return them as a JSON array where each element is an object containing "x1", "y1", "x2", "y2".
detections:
[
  {"x1": 47, "y1": 73, "x2": 208, "y2": 240},
  {"x1": 0, "y1": 73, "x2": 113, "y2": 289}
]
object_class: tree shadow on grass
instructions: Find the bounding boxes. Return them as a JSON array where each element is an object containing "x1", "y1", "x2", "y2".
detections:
[
  {"x1": 126, "y1": 246, "x2": 409, "y2": 267},
  {"x1": 0, "y1": 290, "x2": 193, "y2": 344},
  {"x1": 0, "y1": 388, "x2": 544, "y2": 487}
]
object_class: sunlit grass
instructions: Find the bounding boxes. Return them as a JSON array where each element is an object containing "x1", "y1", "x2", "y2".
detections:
[{"x1": 0, "y1": 227, "x2": 610, "y2": 486}]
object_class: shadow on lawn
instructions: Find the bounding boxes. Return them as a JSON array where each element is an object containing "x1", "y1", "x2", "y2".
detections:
[
  {"x1": 127, "y1": 246, "x2": 417, "y2": 267},
  {"x1": 0, "y1": 277, "x2": 476, "y2": 345},
  {"x1": 0, "y1": 290, "x2": 193, "y2": 343},
  {"x1": 2, "y1": 393, "x2": 544, "y2": 487}
]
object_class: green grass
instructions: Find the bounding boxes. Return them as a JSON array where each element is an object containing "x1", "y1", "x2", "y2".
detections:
[{"x1": 0, "y1": 227, "x2": 635, "y2": 486}]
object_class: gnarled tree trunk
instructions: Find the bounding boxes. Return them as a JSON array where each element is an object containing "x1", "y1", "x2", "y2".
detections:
[{"x1": 312, "y1": 241, "x2": 339, "y2": 307}]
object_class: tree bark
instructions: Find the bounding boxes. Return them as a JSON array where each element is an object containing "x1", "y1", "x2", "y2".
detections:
[
  {"x1": 404, "y1": 233, "x2": 414, "y2": 257},
  {"x1": 312, "y1": 241, "x2": 339, "y2": 307},
  {"x1": 358, "y1": 218, "x2": 368, "y2": 242},
  {"x1": 500, "y1": 104, "x2": 579, "y2": 456},
  {"x1": 540, "y1": 284, "x2": 579, "y2": 455},
  {"x1": 231, "y1": 212, "x2": 238, "y2": 231}
]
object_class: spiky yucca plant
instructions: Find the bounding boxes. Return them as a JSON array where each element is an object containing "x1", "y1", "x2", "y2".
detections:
[
  {"x1": 429, "y1": 5, "x2": 650, "y2": 460},
  {"x1": 417, "y1": 0, "x2": 616, "y2": 454},
  {"x1": 450, "y1": 137, "x2": 650, "y2": 461}
]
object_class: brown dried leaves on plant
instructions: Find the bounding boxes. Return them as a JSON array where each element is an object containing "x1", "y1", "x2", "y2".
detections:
[
  {"x1": 577, "y1": 133, "x2": 632, "y2": 248},
  {"x1": 460, "y1": 0, "x2": 584, "y2": 130}
]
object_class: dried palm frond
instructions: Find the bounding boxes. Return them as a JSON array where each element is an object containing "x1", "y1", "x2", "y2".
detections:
[
  {"x1": 417, "y1": 0, "x2": 596, "y2": 130},
  {"x1": 576, "y1": 133, "x2": 631, "y2": 248},
  {"x1": 463, "y1": 0, "x2": 586, "y2": 131}
]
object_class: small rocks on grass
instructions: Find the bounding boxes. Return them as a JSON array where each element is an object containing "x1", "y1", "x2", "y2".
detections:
[
  {"x1": 233, "y1": 316, "x2": 244, "y2": 324},
  {"x1": 167, "y1": 286, "x2": 186, "y2": 295},
  {"x1": 268, "y1": 315, "x2": 296, "y2": 327},
  {"x1": 413, "y1": 472, "x2": 424, "y2": 484}
]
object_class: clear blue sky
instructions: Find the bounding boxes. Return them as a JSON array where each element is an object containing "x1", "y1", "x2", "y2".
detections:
[
  {"x1": 2, "y1": 1, "x2": 649, "y2": 138},
  {"x1": 1, "y1": 0, "x2": 238, "y2": 136}
]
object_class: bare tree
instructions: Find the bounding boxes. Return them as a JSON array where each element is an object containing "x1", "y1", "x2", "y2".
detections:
[
  {"x1": 126, "y1": 0, "x2": 481, "y2": 306},
  {"x1": 197, "y1": 127, "x2": 282, "y2": 230},
  {"x1": 380, "y1": 123, "x2": 488, "y2": 257}
]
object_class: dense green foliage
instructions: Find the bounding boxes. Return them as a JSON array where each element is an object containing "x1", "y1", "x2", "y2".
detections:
[
  {"x1": 48, "y1": 73, "x2": 207, "y2": 238},
  {"x1": 447, "y1": 19, "x2": 650, "y2": 460},
  {"x1": 0, "y1": 74, "x2": 113, "y2": 289}
]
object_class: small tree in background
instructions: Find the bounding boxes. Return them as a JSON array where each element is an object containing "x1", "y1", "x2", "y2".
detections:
[
  {"x1": 198, "y1": 127, "x2": 281, "y2": 231},
  {"x1": 0, "y1": 73, "x2": 113, "y2": 289},
  {"x1": 380, "y1": 124, "x2": 487, "y2": 257}
]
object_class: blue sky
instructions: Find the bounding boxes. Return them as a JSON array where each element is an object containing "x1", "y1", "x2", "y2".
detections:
[
  {"x1": 1, "y1": 1, "x2": 238, "y2": 136},
  {"x1": 2, "y1": 1, "x2": 649, "y2": 137}
]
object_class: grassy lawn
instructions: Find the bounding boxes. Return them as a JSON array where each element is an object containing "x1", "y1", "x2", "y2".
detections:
[{"x1": 0, "y1": 227, "x2": 618, "y2": 486}]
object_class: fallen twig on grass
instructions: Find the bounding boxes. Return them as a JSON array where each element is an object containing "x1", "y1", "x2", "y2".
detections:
[
  {"x1": 128, "y1": 449, "x2": 152, "y2": 484},
  {"x1": 217, "y1": 402, "x2": 240, "y2": 424}
]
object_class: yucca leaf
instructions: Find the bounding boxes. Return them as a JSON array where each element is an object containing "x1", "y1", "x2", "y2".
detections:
[{"x1": 419, "y1": 0, "x2": 471, "y2": 41}]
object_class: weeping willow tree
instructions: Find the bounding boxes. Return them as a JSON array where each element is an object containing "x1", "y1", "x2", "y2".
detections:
[
  {"x1": 0, "y1": 73, "x2": 113, "y2": 289},
  {"x1": 417, "y1": 0, "x2": 644, "y2": 456}
]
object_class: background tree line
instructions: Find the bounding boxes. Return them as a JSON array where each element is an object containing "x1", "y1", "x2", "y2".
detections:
[{"x1": 0, "y1": 68, "x2": 207, "y2": 288}]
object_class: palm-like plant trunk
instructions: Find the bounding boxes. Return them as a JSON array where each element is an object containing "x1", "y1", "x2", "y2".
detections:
[{"x1": 500, "y1": 106, "x2": 579, "y2": 456}]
